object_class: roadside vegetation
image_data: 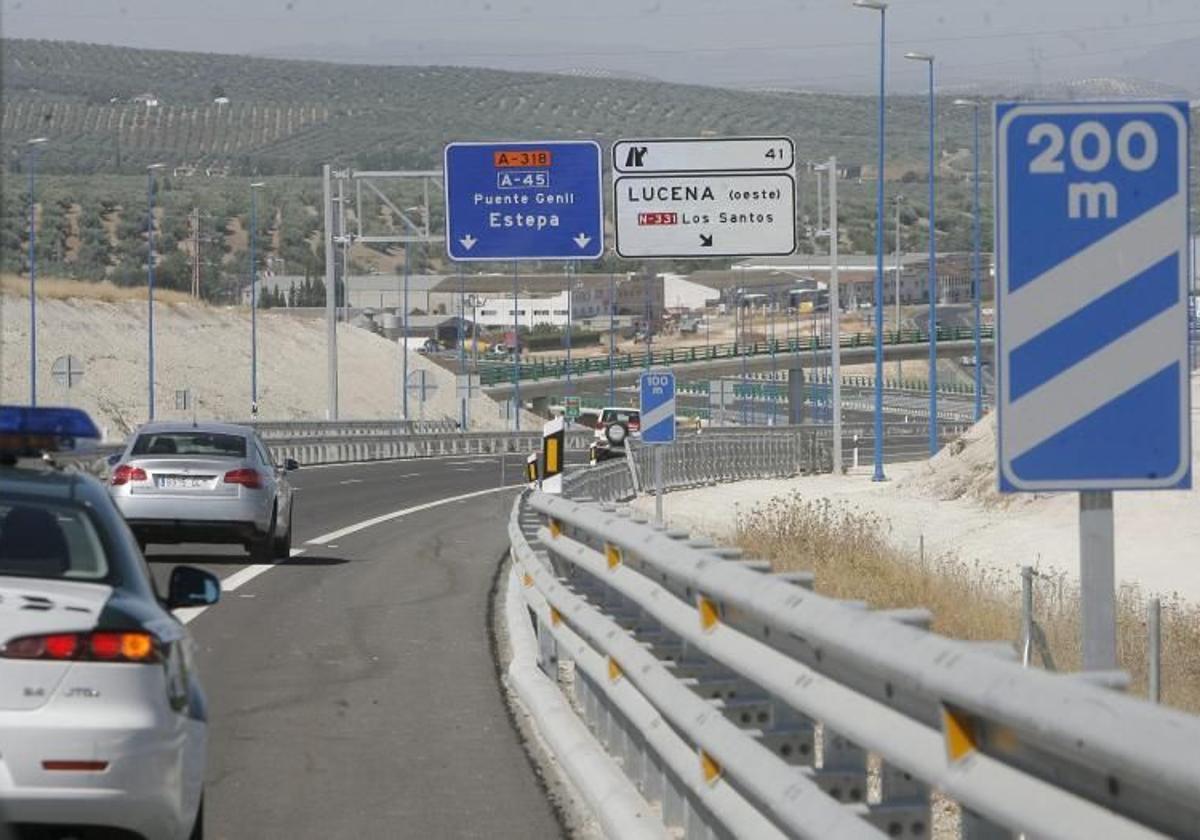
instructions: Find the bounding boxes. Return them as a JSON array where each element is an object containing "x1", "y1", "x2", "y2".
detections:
[{"x1": 734, "y1": 494, "x2": 1200, "y2": 715}]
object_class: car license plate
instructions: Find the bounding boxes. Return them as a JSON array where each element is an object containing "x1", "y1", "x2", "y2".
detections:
[{"x1": 159, "y1": 475, "x2": 208, "y2": 489}]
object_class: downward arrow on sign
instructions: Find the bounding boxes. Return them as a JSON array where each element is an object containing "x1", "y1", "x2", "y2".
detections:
[
  {"x1": 699, "y1": 234, "x2": 713, "y2": 247},
  {"x1": 573, "y1": 233, "x2": 592, "y2": 249},
  {"x1": 459, "y1": 234, "x2": 477, "y2": 251}
]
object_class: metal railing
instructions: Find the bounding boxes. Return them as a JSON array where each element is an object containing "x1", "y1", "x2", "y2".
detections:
[
  {"x1": 67, "y1": 427, "x2": 594, "y2": 477},
  {"x1": 562, "y1": 423, "x2": 970, "y2": 504},
  {"x1": 507, "y1": 490, "x2": 1200, "y2": 838},
  {"x1": 480, "y1": 325, "x2": 995, "y2": 385}
]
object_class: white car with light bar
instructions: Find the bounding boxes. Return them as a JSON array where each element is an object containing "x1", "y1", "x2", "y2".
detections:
[
  {"x1": 0, "y1": 405, "x2": 220, "y2": 839},
  {"x1": 108, "y1": 421, "x2": 298, "y2": 561}
]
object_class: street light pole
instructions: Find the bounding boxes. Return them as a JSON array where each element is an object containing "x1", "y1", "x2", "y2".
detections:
[
  {"x1": 906, "y1": 50, "x2": 938, "y2": 455},
  {"x1": 26, "y1": 137, "x2": 47, "y2": 406},
  {"x1": 146, "y1": 163, "x2": 166, "y2": 421},
  {"x1": 855, "y1": 0, "x2": 889, "y2": 480},
  {"x1": 249, "y1": 182, "x2": 264, "y2": 416},
  {"x1": 956, "y1": 98, "x2": 984, "y2": 421},
  {"x1": 894, "y1": 194, "x2": 904, "y2": 386}
]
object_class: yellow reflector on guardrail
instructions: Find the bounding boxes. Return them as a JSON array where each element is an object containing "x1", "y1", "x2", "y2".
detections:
[
  {"x1": 605, "y1": 543, "x2": 622, "y2": 570},
  {"x1": 698, "y1": 595, "x2": 720, "y2": 632},
  {"x1": 700, "y1": 749, "x2": 723, "y2": 784},
  {"x1": 942, "y1": 705, "x2": 979, "y2": 762},
  {"x1": 522, "y1": 572, "x2": 534, "y2": 588},
  {"x1": 607, "y1": 656, "x2": 623, "y2": 683},
  {"x1": 550, "y1": 606, "x2": 562, "y2": 626},
  {"x1": 548, "y1": 518, "x2": 562, "y2": 538}
]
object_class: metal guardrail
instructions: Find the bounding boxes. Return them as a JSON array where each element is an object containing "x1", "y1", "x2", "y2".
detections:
[
  {"x1": 246, "y1": 418, "x2": 458, "y2": 438},
  {"x1": 66, "y1": 427, "x2": 594, "y2": 477},
  {"x1": 562, "y1": 423, "x2": 970, "y2": 504},
  {"x1": 508, "y1": 490, "x2": 1200, "y2": 838},
  {"x1": 480, "y1": 325, "x2": 996, "y2": 385}
]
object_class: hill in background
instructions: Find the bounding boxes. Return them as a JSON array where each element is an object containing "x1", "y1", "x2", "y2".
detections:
[{"x1": 2, "y1": 38, "x2": 965, "y2": 176}]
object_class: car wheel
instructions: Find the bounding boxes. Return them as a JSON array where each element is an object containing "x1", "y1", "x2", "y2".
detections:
[
  {"x1": 190, "y1": 794, "x2": 204, "y2": 839},
  {"x1": 250, "y1": 509, "x2": 276, "y2": 562},
  {"x1": 273, "y1": 508, "x2": 292, "y2": 558}
]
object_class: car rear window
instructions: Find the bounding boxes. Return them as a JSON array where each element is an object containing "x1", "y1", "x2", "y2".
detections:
[
  {"x1": 601, "y1": 410, "x2": 640, "y2": 426},
  {"x1": 131, "y1": 432, "x2": 247, "y2": 458},
  {"x1": 0, "y1": 499, "x2": 108, "y2": 581}
]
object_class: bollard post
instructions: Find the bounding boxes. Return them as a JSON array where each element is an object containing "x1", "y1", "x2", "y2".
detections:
[
  {"x1": 1148, "y1": 597, "x2": 1162, "y2": 704},
  {"x1": 1021, "y1": 565, "x2": 1035, "y2": 668}
]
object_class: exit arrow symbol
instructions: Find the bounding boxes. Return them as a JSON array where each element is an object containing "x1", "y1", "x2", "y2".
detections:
[
  {"x1": 699, "y1": 234, "x2": 713, "y2": 248},
  {"x1": 573, "y1": 233, "x2": 592, "y2": 249},
  {"x1": 459, "y1": 234, "x2": 477, "y2": 251}
]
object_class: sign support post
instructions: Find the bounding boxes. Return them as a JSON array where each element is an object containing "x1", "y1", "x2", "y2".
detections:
[
  {"x1": 654, "y1": 446, "x2": 664, "y2": 526},
  {"x1": 828, "y1": 156, "x2": 843, "y2": 474},
  {"x1": 1079, "y1": 490, "x2": 1117, "y2": 670}
]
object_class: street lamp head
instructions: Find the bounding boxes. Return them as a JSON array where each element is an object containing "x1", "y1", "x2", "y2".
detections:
[
  {"x1": 904, "y1": 51, "x2": 934, "y2": 63},
  {"x1": 27, "y1": 137, "x2": 49, "y2": 146},
  {"x1": 953, "y1": 98, "x2": 979, "y2": 107},
  {"x1": 853, "y1": 0, "x2": 887, "y2": 9},
  {"x1": 147, "y1": 162, "x2": 166, "y2": 171},
  {"x1": 250, "y1": 182, "x2": 265, "y2": 188}
]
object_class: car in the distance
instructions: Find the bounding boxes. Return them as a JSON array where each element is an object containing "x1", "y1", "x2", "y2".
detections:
[
  {"x1": 108, "y1": 422, "x2": 298, "y2": 561},
  {"x1": 0, "y1": 405, "x2": 220, "y2": 839},
  {"x1": 594, "y1": 407, "x2": 640, "y2": 443}
]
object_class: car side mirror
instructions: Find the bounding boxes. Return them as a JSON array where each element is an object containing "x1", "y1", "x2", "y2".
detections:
[
  {"x1": 284, "y1": 458, "x2": 300, "y2": 471},
  {"x1": 167, "y1": 566, "x2": 221, "y2": 609}
]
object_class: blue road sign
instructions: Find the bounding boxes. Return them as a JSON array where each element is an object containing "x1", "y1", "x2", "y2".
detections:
[
  {"x1": 995, "y1": 101, "x2": 1191, "y2": 491},
  {"x1": 444, "y1": 141, "x2": 604, "y2": 262},
  {"x1": 640, "y1": 370, "x2": 676, "y2": 445}
]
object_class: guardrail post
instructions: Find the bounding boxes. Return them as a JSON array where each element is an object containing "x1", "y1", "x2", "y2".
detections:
[
  {"x1": 873, "y1": 763, "x2": 931, "y2": 839},
  {"x1": 960, "y1": 809, "x2": 1012, "y2": 840},
  {"x1": 818, "y1": 729, "x2": 868, "y2": 808}
]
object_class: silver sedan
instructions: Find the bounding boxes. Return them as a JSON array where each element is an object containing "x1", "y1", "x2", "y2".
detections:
[{"x1": 108, "y1": 422, "x2": 298, "y2": 561}]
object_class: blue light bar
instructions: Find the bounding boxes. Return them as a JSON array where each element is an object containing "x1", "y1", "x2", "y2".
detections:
[{"x1": 0, "y1": 405, "x2": 101, "y2": 457}]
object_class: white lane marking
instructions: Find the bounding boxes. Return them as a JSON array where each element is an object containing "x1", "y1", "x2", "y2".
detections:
[
  {"x1": 445, "y1": 458, "x2": 498, "y2": 466},
  {"x1": 175, "y1": 548, "x2": 306, "y2": 625},
  {"x1": 306, "y1": 484, "x2": 522, "y2": 546},
  {"x1": 399, "y1": 472, "x2": 422, "y2": 478},
  {"x1": 451, "y1": 467, "x2": 477, "y2": 472},
  {"x1": 299, "y1": 451, "x2": 514, "y2": 471},
  {"x1": 339, "y1": 479, "x2": 364, "y2": 485}
]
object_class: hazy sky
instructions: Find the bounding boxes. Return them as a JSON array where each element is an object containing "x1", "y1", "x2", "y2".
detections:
[{"x1": 4, "y1": 0, "x2": 1200, "y2": 92}]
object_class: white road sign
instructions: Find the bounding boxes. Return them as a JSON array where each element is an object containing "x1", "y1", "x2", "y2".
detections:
[
  {"x1": 614, "y1": 173, "x2": 797, "y2": 258},
  {"x1": 613, "y1": 137, "x2": 794, "y2": 173}
]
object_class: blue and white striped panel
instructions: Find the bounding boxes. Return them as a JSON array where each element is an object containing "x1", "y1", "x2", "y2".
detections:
[{"x1": 996, "y1": 102, "x2": 1191, "y2": 491}]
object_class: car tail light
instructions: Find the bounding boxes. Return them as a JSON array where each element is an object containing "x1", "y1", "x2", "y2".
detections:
[
  {"x1": 43, "y1": 760, "x2": 109, "y2": 772},
  {"x1": 1, "y1": 631, "x2": 161, "y2": 664},
  {"x1": 110, "y1": 464, "x2": 147, "y2": 486},
  {"x1": 629, "y1": 418, "x2": 641, "y2": 431},
  {"x1": 223, "y1": 468, "x2": 262, "y2": 489}
]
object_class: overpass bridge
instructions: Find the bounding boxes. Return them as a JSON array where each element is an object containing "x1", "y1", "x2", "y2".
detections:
[{"x1": 480, "y1": 325, "x2": 994, "y2": 403}]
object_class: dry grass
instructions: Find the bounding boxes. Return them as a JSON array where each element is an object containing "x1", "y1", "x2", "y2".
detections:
[
  {"x1": 734, "y1": 493, "x2": 1200, "y2": 715},
  {"x1": 1, "y1": 274, "x2": 196, "y2": 305}
]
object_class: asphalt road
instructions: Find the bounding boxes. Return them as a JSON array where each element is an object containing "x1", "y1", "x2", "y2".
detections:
[{"x1": 144, "y1": 451, "x2": 587, "y2": 839}]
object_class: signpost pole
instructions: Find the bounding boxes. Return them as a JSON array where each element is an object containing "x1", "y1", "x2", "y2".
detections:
[
  {"x1": 402, "y1": 243, "x2": 410, "y2": 420},
  {"x1": 654, "y1": 446, "x2": 664, "y2": 526},
  {"x1": 609, "y1": 272, "x2": 616, "y2": 406},
  {"x1": 513, "y1": 260, "x2": 520, "y2": 432},
  {"x1": 322, "y1": 164, "x2": 339, "y2": 420},
  {"x1": 829, "y1": 157, "x2": 843, "y2": 474},
  {"x1": 566, "y1": 261, "x2": 574, "y2": 394},
  {"x1": 1079, "y1": 490, "x2": 1118, "y2": 671}
]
